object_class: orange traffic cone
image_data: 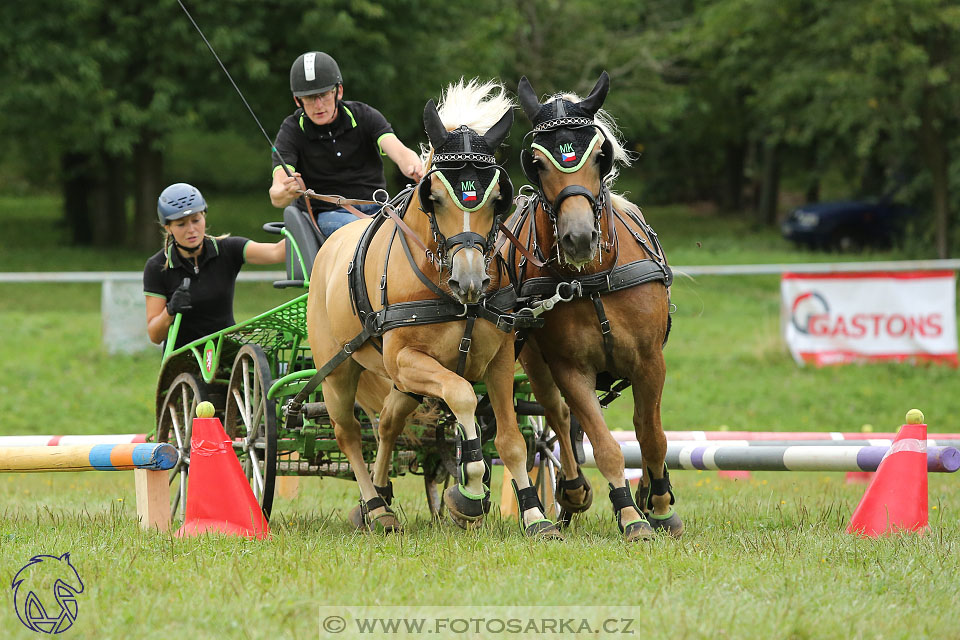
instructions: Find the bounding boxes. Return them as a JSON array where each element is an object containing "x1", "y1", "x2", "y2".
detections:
[
  {"x1": 846, "y1": 409, "x2": 928, "y2": 537},
  {"x1": 175, "y1": 406, "x2": 270, "y2": 539}
]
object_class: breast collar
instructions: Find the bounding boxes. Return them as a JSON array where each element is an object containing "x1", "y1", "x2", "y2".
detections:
[
  {"x1": 347, "y1": 186, "x2": 542, "y2": 343},
  {"x1": 506, "y1": 190, "x2": 673, "y2": 302}
]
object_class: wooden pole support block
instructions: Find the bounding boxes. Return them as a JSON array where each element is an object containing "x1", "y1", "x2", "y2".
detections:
[
  {"x1": 276, "y1": 452, "x2": 300, "y2": 500},
  {"x1": 135, "y1": 468, "x2": 170, "y2": 532}
]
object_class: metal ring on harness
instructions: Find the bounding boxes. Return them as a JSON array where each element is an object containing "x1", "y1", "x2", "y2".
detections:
[
  {"x1": 557, "y1": 280, "x2": 582, "y2": 302},
  {"x1": 455, "y1": 302, "x2": 469, "y2": 318}
]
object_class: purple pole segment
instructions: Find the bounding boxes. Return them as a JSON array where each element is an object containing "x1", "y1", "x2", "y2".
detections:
[{"x1": 855, "y1": 446, "x2": 960, "y2": 473}]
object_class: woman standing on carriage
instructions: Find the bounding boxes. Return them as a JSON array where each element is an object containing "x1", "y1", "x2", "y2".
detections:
[{"x1": 143, "y1": 182, "x2": 287, "y2": 350}]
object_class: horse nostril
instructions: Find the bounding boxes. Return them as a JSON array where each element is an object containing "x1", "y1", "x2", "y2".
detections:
[
  {"x1": 448, "y1": 278, "x2": 461, "y2": 294},
  {"x1": 590, "y1": 230, "x2": 599, "y2": 246},
  {"x1": 561, "y1": 233, "x2": 577, "y2": 253},
  {"x1": 480, "y1": 276, "x2": 491, "y2": 291}
]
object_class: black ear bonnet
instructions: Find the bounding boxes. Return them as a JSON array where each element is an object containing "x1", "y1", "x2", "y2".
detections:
[
  {"x1": 418, "y1": 126, "x2": 514, "y2": 219},
  {"x1": 518, "y1": 73, "x2": 614, "y2": 185},
  {"x1": 419, "y1": 101, "x2": 514, "y2": 219}
]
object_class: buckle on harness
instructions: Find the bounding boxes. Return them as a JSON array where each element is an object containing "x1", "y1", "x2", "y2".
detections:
[{"x1": 459, "y1": 336, "x2": 472, "y2": 353}]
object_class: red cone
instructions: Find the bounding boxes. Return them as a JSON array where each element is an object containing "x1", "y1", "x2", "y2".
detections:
[
  {"x1": 846, "y1": 417, "x2": 927, "y2": 537},
  {"x1": 845, "y1": 471, "x2": 873, "y2": 484},
  {"x1": 175, "y1": 416, "x2": 270, "y2": 539}
]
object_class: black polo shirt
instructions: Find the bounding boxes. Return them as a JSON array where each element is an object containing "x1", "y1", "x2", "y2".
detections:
[
  {"x1": 272, "y1": 100, "x2": 395, "y2": 212},
  {"x1": 143, "y1": 236, "x2": 249, "y2": 350}
]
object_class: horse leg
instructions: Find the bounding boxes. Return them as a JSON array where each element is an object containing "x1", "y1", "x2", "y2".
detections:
[
  {"x1": 632, "y1": 351, "x2": 684, "y2": 537},
  {"x1": 326, "y1": 362, "x2": 401, "y2": 533},
  {"x1": 489, "y1": 343, "x2": 563, "y2": 538},
  {"x1": 551, "y1": 367, "x2": 653, "y2": 541},
  {"x1": 345, "y1": 388, "x2": 419, "y2": 530},
  {"x1": 519, "y1": 343, "x2": 593, "y2": 524},
  {"x1": 390, "y1": 347, "x2": 487, "y2": 529}
]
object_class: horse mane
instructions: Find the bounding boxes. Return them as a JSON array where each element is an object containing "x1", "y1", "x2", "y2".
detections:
[{"x1": 419, "y1": 78, "x2": 516, "y2": 163}]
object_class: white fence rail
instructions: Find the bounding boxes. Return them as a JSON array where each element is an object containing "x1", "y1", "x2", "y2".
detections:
[{"x1": 2, "y1": 261, "x2": 959, "y2": 354}]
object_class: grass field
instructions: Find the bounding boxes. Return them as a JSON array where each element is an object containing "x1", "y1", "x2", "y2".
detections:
[{"x1": 1, "y1": 194, "x2": 958, "y2": 639}]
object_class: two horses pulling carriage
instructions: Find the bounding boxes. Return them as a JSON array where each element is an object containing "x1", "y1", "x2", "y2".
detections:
[{"x1": 153, "y1": 73, "x2": 682, "y2": 541}]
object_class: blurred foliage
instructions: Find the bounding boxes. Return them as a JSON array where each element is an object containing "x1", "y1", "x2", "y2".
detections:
[{"x1": 0, "y1": 0, "x2": 957, "y2": 252}]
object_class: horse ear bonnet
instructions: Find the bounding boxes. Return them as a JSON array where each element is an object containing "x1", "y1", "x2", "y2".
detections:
[
  {"x1": 422, "y1": 124, "x2": 513, "y2": 217},
  {"x1": 520, "y1": 73, "x2": 614, "y2": 183}
]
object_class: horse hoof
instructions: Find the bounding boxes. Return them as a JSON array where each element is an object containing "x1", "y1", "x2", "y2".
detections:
[
  {"x1": 524, "y1": 519, "x2": 565, "y2": 540},
  {"x1": 622, "y1": 518, "x2": 655, "y2": 542},
  {"x1": 369, "y1": 512, "x2": 403, "y2": 534},
  {"x1": 347, "y1": 504, "x2": 365, "y2": 530},
  {"x1": 555, "y1": 476, "x2": 594, "y2": 514},
  {"x1": 443, "y1": 485, "x2": 485, "y2": 530},
  {"x1": 348, "y1": 504, "x2": 402, "y2": 534},
  {"x1": 649, "y1": 510, "x2": 684, "y2": 538}
]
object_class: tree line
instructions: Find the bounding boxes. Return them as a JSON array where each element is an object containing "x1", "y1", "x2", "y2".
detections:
[{"x1": 1, "y1": 0, "x2": 957, "y2": 255}]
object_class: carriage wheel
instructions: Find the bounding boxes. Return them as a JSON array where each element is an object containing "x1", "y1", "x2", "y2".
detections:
[
  {"x1": 156, "y1": 373, "x2": 207, "y2": 522},
  {"x1": 223, "y1": 344, "x2": 278, "y2": 520}
]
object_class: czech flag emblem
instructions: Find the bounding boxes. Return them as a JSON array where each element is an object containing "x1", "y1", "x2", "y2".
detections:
[
  {"x1": 561, "y1": 151, "x2": 577, "y2": 162},
  {"x1": 461, "y1": 191, "x2": 477, "y2": 203}
]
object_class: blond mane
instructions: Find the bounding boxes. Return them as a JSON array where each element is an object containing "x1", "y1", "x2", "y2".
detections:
[{"x1": 420, "y1": 78, "x2": 516, "y2": 164}]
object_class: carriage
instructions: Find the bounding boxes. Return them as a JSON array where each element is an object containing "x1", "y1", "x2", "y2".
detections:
[{"x1": 150, "y1": 205, "x2": 568, "y2": 523}]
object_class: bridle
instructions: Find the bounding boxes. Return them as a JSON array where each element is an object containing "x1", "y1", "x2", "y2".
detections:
[
  {"x1": 417, "y1": 127, "x2": 514, "y2": 275},
  {"x1": 520, "y1": 107, "x2": 614, "y2": 263}
]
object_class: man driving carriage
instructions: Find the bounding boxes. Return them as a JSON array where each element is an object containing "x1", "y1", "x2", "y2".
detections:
[{"x1": 268, "y1": 51, "x2": 424, "y2": 239}]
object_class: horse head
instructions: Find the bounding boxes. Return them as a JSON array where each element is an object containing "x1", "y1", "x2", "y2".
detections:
[
  {"x1": 518, "y1": 72, "x2": 615, "y2": 268},
  {"x1": 418, "y1": 82, "x2": 514, "y2": 303}
]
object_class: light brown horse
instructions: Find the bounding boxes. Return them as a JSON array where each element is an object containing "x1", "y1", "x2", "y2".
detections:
[
  {"x1": 505, "y1": 72, "x2": 683, "y2": 540},
  {"x1": 306, "y1": 80, "x2": 561, "y2": 537}
]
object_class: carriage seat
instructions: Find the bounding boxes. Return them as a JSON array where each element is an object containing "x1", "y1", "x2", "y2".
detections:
[{"x1": 265, "y1": 206, "x2": 327, "y2": 289}]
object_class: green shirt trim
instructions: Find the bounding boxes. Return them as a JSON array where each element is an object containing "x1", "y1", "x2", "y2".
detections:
[{"x1": 377, "y1": 132, "x2": 397, "y2": 157}]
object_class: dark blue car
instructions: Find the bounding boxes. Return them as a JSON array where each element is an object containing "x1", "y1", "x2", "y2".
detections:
[{"x1": 781, "y1": 200, "x2": 911, "y2": 251}]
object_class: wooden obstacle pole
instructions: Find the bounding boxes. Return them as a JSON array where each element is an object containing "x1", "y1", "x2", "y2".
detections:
[
  {"x1": 611, "y1": 430, "x2": 960, "y2": 442},
  {"x1": 600, "y1": 443, "x2": 960, "y2": 473},
  {"x1": 0, "y1": 434, "x2": 149, "y2": 446},
  {"x1": 0, "y1": 443, "x2": 178, "y2": 532}
]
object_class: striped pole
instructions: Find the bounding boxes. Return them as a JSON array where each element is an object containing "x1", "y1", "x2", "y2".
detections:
[
  {"x1": 616, "y1": 439, "x2": 960, "y2": 448},
  {"x1": 0, "y1": 443, "x2": 178, "y2": 473},
  {"x1": 590, "y1": 443, "x2": 960, "y2": 473},
  {"x1": 0, "y1": 434, "x2": 149, "y2": 447},
  {"x1": 612, "y1": 430, "x2": 960, "y2": 442}
]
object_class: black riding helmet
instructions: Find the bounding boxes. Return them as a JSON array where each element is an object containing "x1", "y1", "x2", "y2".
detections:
[{"x1": 290, "y1": 52, "x2": 342, "y2": 97}]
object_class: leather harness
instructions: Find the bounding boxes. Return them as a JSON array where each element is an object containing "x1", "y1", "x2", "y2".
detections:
[
  {"x1": 284, "y1": 186, "x2": 543, "y2": 420},
  {"x1": 506, "y1": 187, "x2": 673, "y2": 407}
]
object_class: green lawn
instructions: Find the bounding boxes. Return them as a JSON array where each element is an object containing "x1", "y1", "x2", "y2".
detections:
[{"x1": 1, "y1": 193, "x2": 958, "y2": 639}]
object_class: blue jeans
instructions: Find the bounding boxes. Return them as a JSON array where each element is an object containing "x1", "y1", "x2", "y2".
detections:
[{"x1": 316, "y1": 204, "x2": 382, "y2": 238}]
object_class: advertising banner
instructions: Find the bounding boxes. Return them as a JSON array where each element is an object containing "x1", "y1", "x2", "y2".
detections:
[{"x1": 781, "y1": 271, "x2": 958, "y2": 366}]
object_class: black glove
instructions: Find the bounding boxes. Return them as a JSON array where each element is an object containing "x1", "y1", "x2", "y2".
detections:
[{"x1": 166, "y1": 277, "x2": 192, "y2": 315}]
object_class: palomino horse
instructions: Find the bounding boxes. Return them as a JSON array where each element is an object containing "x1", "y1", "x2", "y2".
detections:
[
  {"x1": 305, "y1": 80, "x2": 561, "y2": 538},
  {"x1": 504, "y1": 72, "x2": 683, "y2": 540}
]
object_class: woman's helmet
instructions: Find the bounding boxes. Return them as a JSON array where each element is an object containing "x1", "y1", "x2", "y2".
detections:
[
  {"x1": 290, "y1": 52, "x2": 342, "y2": 97},
  {"x1": 157, "y1": 183, "x2": 207, "y2": 224}
]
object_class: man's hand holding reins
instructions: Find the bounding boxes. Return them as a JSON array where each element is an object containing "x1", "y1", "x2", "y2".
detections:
[{"x1": 269, "y1": 169, "x2": 307, "y2": 208}]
